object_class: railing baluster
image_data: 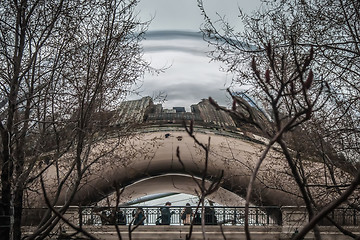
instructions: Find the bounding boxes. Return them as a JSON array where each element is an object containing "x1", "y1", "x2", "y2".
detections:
[{"x1": 233, "y1": 207, "x2": 237, "y2": 225}]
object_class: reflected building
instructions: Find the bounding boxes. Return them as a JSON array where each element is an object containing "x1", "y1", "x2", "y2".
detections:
[{"x1": 114, "y1": 96, "x2": 238, "y2": 131}]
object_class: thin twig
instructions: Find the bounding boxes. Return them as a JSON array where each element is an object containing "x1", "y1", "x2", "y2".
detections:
[{"x1": 40, "y1": 176, "x2": 100, "y2": 240}]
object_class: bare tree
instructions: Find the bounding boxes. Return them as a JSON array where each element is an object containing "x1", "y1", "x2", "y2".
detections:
[
  {"x1": 177, "y1": 120, "x2": 224, "y2": 240},
  {"x1": 0, "y1": 1, "x2": 72, "y2": 239},
  {"x1": 197, "y1": 0, "x2": 360, "y2": 239},
  {"x1": 0, "y1": 0, "x2": 150, "y2": 239}
]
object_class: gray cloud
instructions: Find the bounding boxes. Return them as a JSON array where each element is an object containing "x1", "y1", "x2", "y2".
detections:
[
  {"x1": 136, "y1": 0, "x2": 262, "y2": 32},
  {"x1": 142, "y1": 31, "x2": 208, "y2": 56},
  {"x1": 144, "y1": 45, "x2": 206, "y2": 56},
  {"x1": 144, "y1": 30, "x2": 202, "y2": 39},
  {"x1": 129, "y1": 30, "x2": 236, "y2": 111}
]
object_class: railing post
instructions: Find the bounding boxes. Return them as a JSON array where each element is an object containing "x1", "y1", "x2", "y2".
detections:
[
  {"x1": 281, "y1": 206, "x2": 308, "y2": 239},
  {"x1": 78, "y1": 206, "x2": 82, "y2": 227},
  {"x1": 255, "y1": 208, "x2": 259, "y2": 225},
  {"x1": 233, "y1": 207, "x2": 237, "y2": 225},
  {"x1": 222, "y1": 208, "x2": 225, "y2": 225}
]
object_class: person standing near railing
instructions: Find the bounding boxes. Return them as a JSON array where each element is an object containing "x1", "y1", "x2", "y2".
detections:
[
  {"x1": 205, "y1": 206, "x2": 217, "y2": 225},
  {"x1": 116, "y1": 210, "x2": 126, "y2": 225},
  {"x1": 133, "y1": 207, "x2": 145, "y2": 225},
  {"x1": 181, "y1": 203, "x2": 193, "y2": 225},
  {"x1": 160, "y1": 202, "x2": 172, "y2": 225}
]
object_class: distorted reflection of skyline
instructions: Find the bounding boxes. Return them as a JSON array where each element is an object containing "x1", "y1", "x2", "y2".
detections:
[
  {"x1": 128, "y1": 1, "x2": 261, "y2": 111},
  {"x1": 125, "y1": 1, "x2": 261, "y2": 206},
  {"x1": 128, "y1": 30, "x2": 234, "y2": 111}
]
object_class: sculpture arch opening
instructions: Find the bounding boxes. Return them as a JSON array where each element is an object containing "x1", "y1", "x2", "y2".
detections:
[
  {"x1": 98, "y1": 174, "x2": 247, "y2": 206},
  {"x1": 91, "y1": 174, "x2": 283, "y2": 226}
]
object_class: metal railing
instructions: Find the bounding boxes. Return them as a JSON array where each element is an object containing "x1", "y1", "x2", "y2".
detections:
[
  {"x1": 20, "y1": 206, "x2": 360, "y2": 227},
  {"x1": 318, "y1": 207, "x2": 360, "y2": 226},
  {"x1": 80, "y1": 206, "x2": 282, "y2": 226}
]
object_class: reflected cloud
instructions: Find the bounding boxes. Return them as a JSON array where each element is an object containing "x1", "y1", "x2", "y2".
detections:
[
  {"x1": 144, "y1": 45, "x2": 206, "y2": 56},
  {"x1": 129, "y1": 30, "x2": 235, "y2": 110},
  {"x1": 144, "y1": 30, "x2": 202, "y2": 39}
]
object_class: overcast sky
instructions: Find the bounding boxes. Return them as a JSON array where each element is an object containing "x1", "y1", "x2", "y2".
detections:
[{"x1": 128, "y1": 0, "x2": 262, "y2": 110}]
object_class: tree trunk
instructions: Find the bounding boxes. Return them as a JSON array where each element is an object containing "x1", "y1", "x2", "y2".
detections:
[
  {"x1": 0, "y1": 132, "x2": 13, "y2": 240},
  {"x1": 13, "y1": 187, "x2": 23, "y2": 240}
]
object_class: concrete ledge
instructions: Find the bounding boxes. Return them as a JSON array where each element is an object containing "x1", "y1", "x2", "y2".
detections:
[
  {"x1": 84, "y1": 226, "x2": 283, "y2": 240},
  {"x1": 23, "y1": 225, "x2": 360, "y2": 240}
]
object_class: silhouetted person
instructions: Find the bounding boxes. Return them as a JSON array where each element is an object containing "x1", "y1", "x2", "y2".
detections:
[
  {"x1": 181, "y1": 203, "x2": 193, "y2": 225},
  {"x1": 205, "y1": 207, "x2": 217, "y2": 225},
  {"x1": 116, "y1": 210, "x2": 126, "y2": 225},
  {"x1": 160, "y1": 202, "x2": 172, "y2": 225},
  {"x1": 133, "y1": 207, "x2": 145, "y2": 225}
]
